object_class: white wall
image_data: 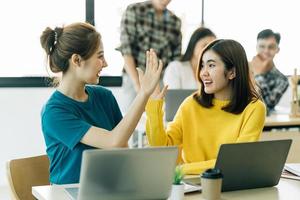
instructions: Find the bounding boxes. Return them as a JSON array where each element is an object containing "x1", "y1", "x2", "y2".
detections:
[
  {"x1": 0, "y1": 87, "x2": 123, "y2": 186},
  {"x1": 0, "y1": 88, "x2": 53, "y2": 186}
]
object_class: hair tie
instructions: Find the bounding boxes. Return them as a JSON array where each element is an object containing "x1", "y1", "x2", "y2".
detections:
[
  {"x1": 50, "y1": 27, "x2": 63, "y2": 53},
  {"x1": 54, "y1": 31, "x2": 58, "y2": 45}
]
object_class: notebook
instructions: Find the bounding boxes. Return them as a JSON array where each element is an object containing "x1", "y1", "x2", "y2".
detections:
[
  {"x1": 281, "y1": 169, "x2": 300, "y2": 181},
  {"x1": 284, "y1": 163, "x2": 300, "y2": 176}
]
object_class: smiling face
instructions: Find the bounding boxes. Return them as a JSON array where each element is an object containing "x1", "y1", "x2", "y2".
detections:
[
  {"x1": 200, "y1": 50, "x2": 235, "y2": 100},
  {"x1": 256, "y1": 36, "x2": 279, "y2": 60},
  {"x1": 78, "y1": 40, "x2": 108, "y2": 85}
]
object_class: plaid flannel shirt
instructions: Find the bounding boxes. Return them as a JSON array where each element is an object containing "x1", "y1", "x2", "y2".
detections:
[
  {"x1": 117, "y1": 1, "x2": 182, "y2": 71},
  {"x1": 255, "y1": 67, "x2": 289, "y2": 111}
]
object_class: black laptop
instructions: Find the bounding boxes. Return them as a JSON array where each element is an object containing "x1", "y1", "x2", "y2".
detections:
[
  {"x1": 183, "y1": 140, "x2": 292, "y2": 192},
  {"x1": 216, "y1": 139, "x2": 292, "y2": 191}
]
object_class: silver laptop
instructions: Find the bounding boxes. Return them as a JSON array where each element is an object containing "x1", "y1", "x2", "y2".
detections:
[
  {"x1": 165, "y1": 89, "x2": 195, "y2": 121},
  {"x1": 66, "y1": 147, "x2": 178, "y2": 200},
  {"x1": 183, "y1": 140, "x2": 291, "y2": 192}
]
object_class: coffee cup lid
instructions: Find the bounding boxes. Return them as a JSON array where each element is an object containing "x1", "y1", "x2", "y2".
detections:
[{"x1": 201, "y1": 168, "x2": 223, "y2": 179}]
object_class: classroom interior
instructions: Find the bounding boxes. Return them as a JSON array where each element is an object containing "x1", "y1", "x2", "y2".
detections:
[{"x1": 1, "y1": 0, "x2": 300, "y2": 199}]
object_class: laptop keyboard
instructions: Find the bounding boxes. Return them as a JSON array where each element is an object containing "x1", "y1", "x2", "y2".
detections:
[{"x1": 65, "y1": 187, "x2": 79, "y2": 200}]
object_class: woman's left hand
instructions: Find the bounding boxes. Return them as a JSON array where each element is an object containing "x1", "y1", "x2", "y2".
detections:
[{"x1": 138, "y1": 49, "x2": 164, "y2": 97}]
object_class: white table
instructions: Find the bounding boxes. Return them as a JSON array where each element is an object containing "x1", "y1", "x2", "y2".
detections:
[
  {"x1": 32, "y1": 178, "x2": 300, "y2": 200},
  {"x1": 265, "y1": 113, "x2": 300, "y2": 129}
]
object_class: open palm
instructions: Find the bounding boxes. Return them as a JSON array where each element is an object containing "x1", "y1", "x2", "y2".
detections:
[
  {"x1": 138, "y1": 49, "x2": 168, "y2": 100},
  {"x1": 138, "y1": 49, "x2": 163, "y2": 97}
]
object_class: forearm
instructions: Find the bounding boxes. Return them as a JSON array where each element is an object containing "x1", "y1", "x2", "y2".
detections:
[
  {"x1": 145, "y1": 99, "x2": 184, "y2": 146},
  {"x1": 112, "y1": 49, "x2": 164, "y2": 146},
  {"x1": 182, "y1": 159, "x2": 216, "y2": 175},
  {"x1": 111, "y1": 91, "x2": 149, "y2": 146},
  {"x1": 145, "y1": 100, "x2": 168, "y2": 146},
  {"x1": 81, "y1": 91, "x2": 149, "y2": 148},
  {"x1": 237, "y1": 100, "x2": 266, "y2": 143},
  {"x1": 123, "y1": 55, "x2": 140, "y2": 90}
]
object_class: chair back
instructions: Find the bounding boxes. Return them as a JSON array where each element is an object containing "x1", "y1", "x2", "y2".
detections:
[{"x1": 6, "y1": 155, "x2": 50, "y2": 200}]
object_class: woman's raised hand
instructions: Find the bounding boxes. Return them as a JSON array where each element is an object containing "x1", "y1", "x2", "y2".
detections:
[{"x1": 138, "y1": 49, "x2": 165, "y2": 97}]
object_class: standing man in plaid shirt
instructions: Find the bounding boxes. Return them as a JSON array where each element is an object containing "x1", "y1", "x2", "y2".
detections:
[
  {"x1": 117, "y1": 0, "x2": 182, "y2": 113},
  {"x1": 250, "y1": 29, "x2": 289, "y2": 114}
]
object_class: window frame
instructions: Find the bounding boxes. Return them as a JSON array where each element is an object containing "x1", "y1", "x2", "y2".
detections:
[{"x1": 0, "y1": 0, "x2": 122, "y2": 87}]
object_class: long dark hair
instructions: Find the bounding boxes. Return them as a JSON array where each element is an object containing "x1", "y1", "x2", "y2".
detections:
[
  {"x1": 181, "y1": 27, "x2": 215, "y2": 62},
  {"x1": 194, "y1": 39, "x2": 260, "y2": 114}
]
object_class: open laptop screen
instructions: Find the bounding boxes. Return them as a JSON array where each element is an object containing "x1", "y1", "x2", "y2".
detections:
[
  {"x1": 73, "y1": 147, "x2": 178, "y2": 200},
  {"x1": 165, "y1": 89, "x2": 196, "y2": 121},
  {"x1": 215, "y1": 140, "x2": 291, "y2": 192}
]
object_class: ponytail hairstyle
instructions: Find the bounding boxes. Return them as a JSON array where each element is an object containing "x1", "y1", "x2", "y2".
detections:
[{"x1": 40, "y1": 22, "x2": 101, "y2": 75}]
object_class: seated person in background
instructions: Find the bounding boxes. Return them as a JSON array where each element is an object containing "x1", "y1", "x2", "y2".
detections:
[
  {"x1": 164, "y1": 27, "x2": 216, "y2": 89},
  {"x1": 40, "y1": 22, "x2": 162, "y2": 184},
  {"x1": 250, "y1": 29, "x2": 289, "y2": 113},
  {"x1": 145, "y1": 39, "x2": 266, "y2": 175}
]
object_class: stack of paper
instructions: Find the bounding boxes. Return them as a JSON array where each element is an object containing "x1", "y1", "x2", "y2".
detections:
[{"x1": 282, "y1": 163, "x2": 300, "y2": 180}]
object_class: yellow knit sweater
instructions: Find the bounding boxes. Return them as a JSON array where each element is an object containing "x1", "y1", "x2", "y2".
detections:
[{"x1": 145, "y1": 96, "x2": 266, "y2": 175}]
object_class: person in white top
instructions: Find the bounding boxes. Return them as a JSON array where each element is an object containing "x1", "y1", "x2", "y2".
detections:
[{"x1": 164, "y1": 27, "x2": 216, "y2": 89}]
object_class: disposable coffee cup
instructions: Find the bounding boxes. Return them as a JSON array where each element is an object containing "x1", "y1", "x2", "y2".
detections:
[{"x1": 201, "y1": 168, "x2": 223, "y2": 200}]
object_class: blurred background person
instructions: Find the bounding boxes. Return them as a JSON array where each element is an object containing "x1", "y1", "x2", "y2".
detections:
[
  {"x1": 117, "y1": 0, "x2": 182, "y2": 113},
  {"x1": 250, "y1": 29, "x2": 289, "y2": 114},
  {"x1": 164, "y1": 27, "x2": 216, "y2": 89}
]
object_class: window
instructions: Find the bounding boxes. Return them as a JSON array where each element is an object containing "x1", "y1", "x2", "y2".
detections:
[
  {"x1": 1, "y1": 0, "x2": 298, "y2": 78},
  {"x1": 205, "y1": 0, "x2": 300, "y2": 75},
  {"x1": 0, "y1": 0, "x2": 85, "y2": 77}
]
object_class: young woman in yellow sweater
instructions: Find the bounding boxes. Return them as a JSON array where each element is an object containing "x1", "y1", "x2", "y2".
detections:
[{"x1": 145, "y1": 39, "x2": 266, "y2": 175}]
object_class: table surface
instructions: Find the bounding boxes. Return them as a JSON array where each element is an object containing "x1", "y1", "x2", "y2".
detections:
[
  {"x1": 32, "y1": 178, "x2": 300, "y2": 200},
  {"x1": 265, "y1": 113, "x2": 300, "y2": 127}
]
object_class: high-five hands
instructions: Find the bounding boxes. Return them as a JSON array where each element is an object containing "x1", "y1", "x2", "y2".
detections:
[
  {"x1": 149, "y1": 81, "x2": 168, "y2": 100},
  {"x1": 137, "y1": 49, "x2": 164, "y2": 97}
]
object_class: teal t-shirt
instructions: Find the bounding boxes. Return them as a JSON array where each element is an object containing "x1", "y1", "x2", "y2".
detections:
[{"x1": 41, "y1": 86, "x2": 122, "y2": 184}]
